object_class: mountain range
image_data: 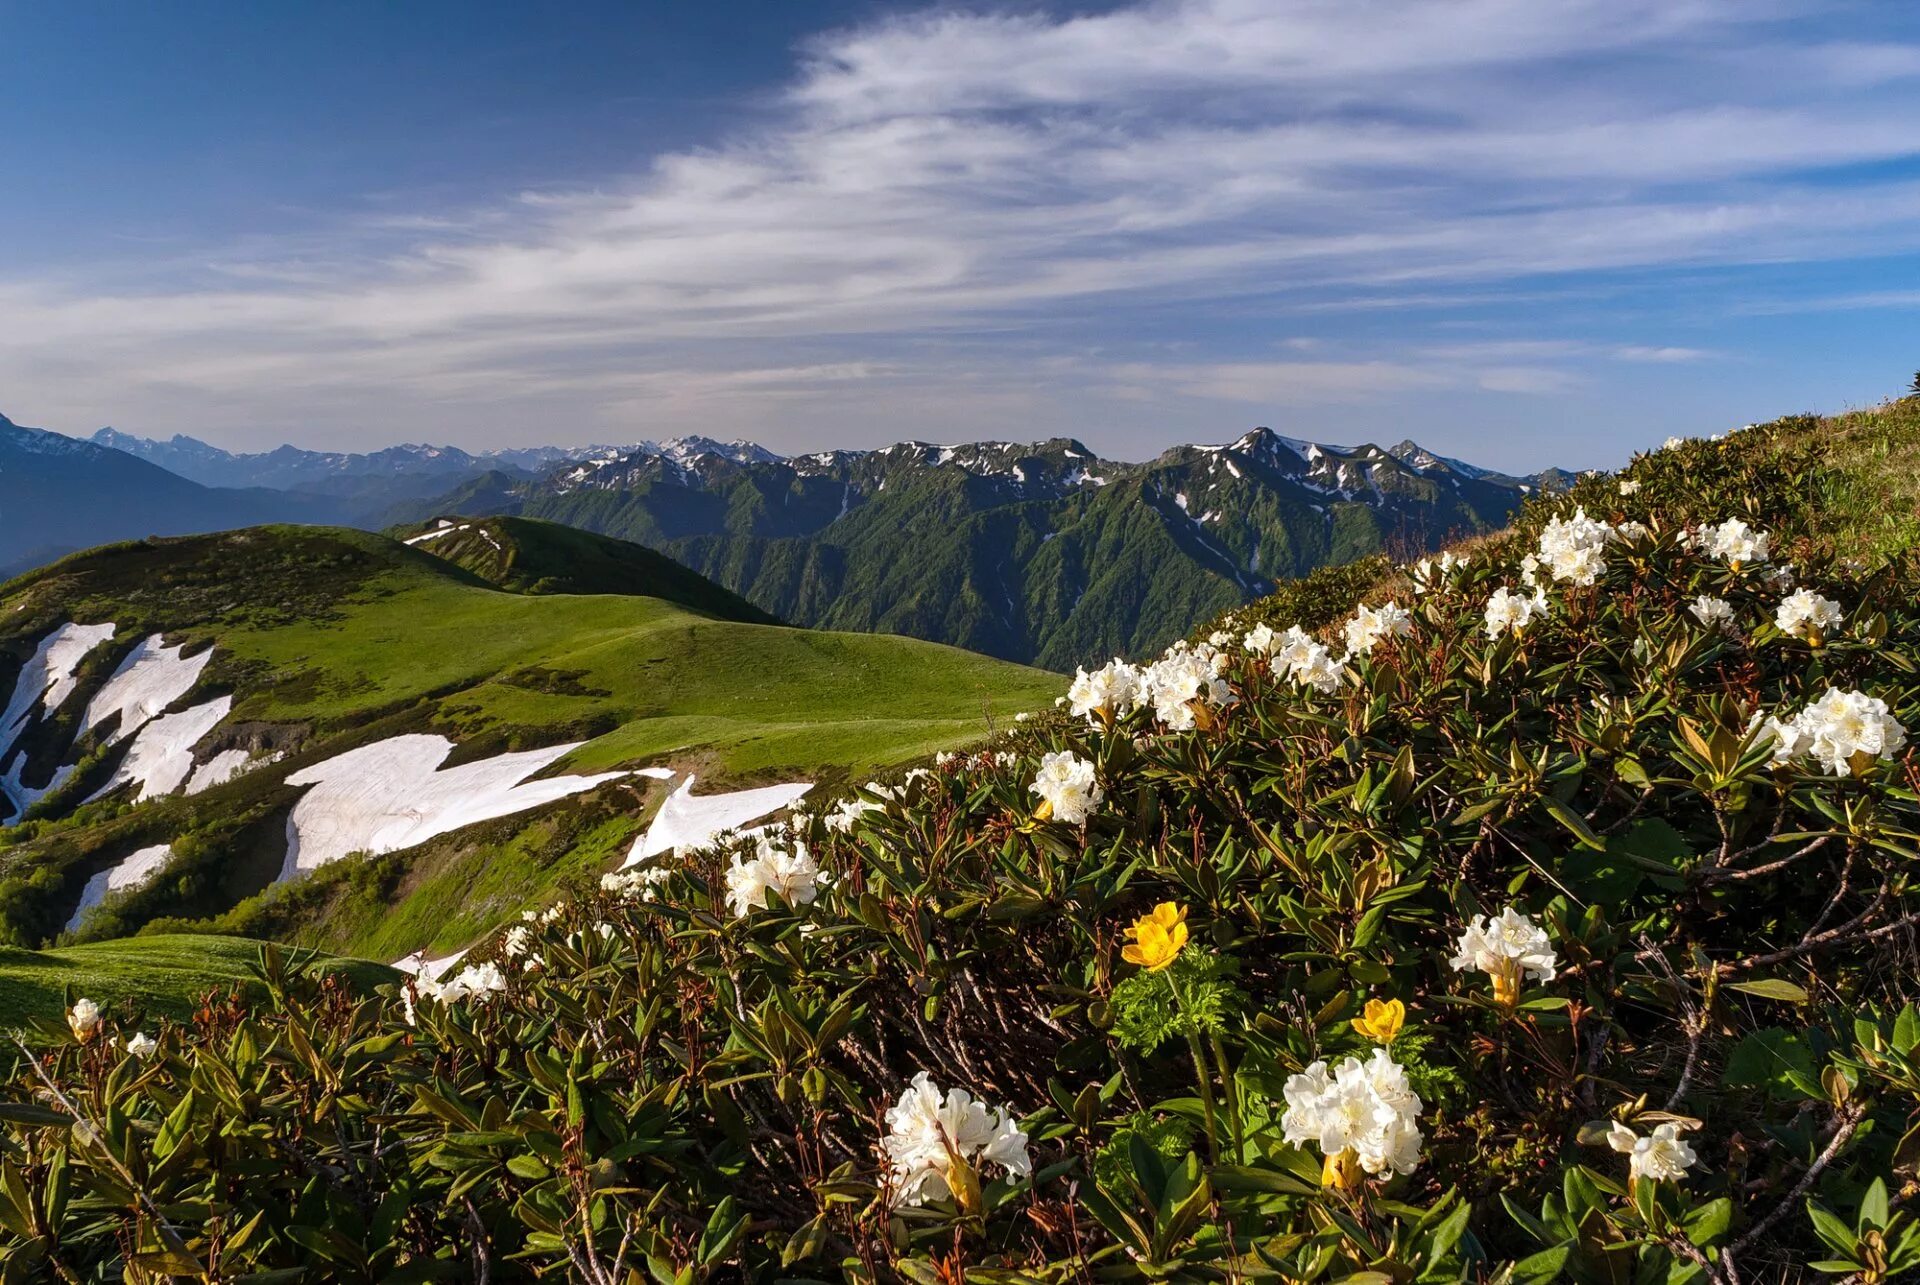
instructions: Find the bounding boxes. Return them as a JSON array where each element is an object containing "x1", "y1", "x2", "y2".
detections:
[
  {"x1": 0, "y1": 415, "x2": 1562, "y2": 668},
  {"x1": 388, "y1": 429, "x2": 1557, "y2": 668},
  {"x1": 0, "y1": 413, "x2": 333, "y2": 578}
]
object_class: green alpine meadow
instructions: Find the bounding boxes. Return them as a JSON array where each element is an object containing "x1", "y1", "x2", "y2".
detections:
[{"x1": 3, "y1": 399, "x2": 1919, "y2": 1282}]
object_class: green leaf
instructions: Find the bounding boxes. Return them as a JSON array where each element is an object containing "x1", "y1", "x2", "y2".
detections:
[
  {"x1": 1728, "y1": 979, "x2": 1809, "y2": 1004},
  {"x1": 1540, "y1": 796, "x2": 1604, "y2": 850},
  {"x1": 1724, "y1": 1029, "x2": 1819, "y2": 1099}
]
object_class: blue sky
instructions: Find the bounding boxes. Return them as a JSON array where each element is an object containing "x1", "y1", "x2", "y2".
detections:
[{"x1": 3, "y1": 0, "x2": 1920, "y2": 470}]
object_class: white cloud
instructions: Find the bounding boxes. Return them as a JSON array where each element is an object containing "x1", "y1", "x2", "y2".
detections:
[{"x1": 0, "y1": 0, "x2": 1913, "y2": 455}]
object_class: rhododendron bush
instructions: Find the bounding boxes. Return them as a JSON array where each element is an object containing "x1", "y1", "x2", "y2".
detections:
[{"x1": 4, "y1": 423, "x2": 1920, "y2": 1282}]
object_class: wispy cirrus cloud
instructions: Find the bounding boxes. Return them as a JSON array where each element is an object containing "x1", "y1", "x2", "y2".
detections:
[{"x1": 1, "y1": 0, "x2": 1916, "y2": 465}]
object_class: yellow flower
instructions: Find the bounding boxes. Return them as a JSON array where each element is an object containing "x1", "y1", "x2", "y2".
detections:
[
  {"x1": 1121, "y1": 901, "x2": 1189, "y2": 971},
  {"x1": 1350, "y1": 997, "x2": 1405, "y2": 1044}
]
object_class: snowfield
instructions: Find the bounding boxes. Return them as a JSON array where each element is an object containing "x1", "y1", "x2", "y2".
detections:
[
  {"x1": 86, "y1": 697, "x2": 233, "y2": 803},
  {"x1": 186, "y1": 747, "x2": 260, "y2": 795},
  {"x1": 0, "y1": 622, "x2": 116, "y2": 759},
  {"x1": 279, "y1": 734, "x2": 630, "y2": 880},
  {"x1": 0, "y1": 754, "x2": 75, "y2": 818},
  {"x1": 622, "y1": 774, "x2": 813, "y2": 865},
  {"x1": 64, "y1": 843, "x2": 173, "y2": 933},
  {"x1": 80, "y1": 634, "x2": 214, "y2": 744}
]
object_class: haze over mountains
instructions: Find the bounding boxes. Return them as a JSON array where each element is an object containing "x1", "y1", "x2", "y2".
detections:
[{"x1": 0, "y1": 413, "x2": 1562, "y2": 667}]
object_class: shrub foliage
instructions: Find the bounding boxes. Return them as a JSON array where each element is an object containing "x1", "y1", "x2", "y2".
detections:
[{"x1": 4, "y1": 421, "x2": 1920, "y2": 1282}]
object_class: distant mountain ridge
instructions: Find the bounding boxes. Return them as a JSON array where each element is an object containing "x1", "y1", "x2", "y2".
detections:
[
  {"x1": 40, "y1": 418, "x2": 1557, "y2": 669},
  {"x1": 0, "y1": 413, "x2": 331, "y2": 578},
  {"x1": 392, "y1": 427, "x2": 1555, "y2": 668},
  {"x1": 90, "y1": 428, "x2": 782, "y2": 493}
]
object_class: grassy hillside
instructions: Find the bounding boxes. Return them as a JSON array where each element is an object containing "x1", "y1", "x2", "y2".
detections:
[
  {"x1": 6, "y1": 402, "x2": 1918, "y2": 1279},
  {"x1": 0, "y1": 526, "x2": 1058, "y2": 959},
  {"x1": 391, "y1": 514, "x2": 781, "y2": 620},
  {"x1": 0, "y1": 934, "x2": 393, "y2": 1027}
]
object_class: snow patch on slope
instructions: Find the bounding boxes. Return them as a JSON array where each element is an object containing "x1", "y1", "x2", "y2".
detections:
[
  {"x1": 622, "y1": 775, "x2": 812, "y2": 866},
  {"x1": 65, "y1": 844, "x2": 172, "y2": 932},
  {"x1": 279, "y1": 734, "x2": 628, "y2": 880},
  {"x1": 186, "y1": 748, "x2": 270, "y2": 795},
  {"x1": 0, "y1": 622, "x2": 116, "y2": 759},
  {"x1": 81, "y1": 635, "x2": 214, "y2": 745},
  {"x1": 87, "y1": 697, "x2": 233, "y2": 803},
  {"x1": 1, "y1": 755, "x2": 75, "y2": 817}
]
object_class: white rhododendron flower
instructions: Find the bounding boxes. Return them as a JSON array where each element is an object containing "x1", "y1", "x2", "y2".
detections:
[
  {"x1": 1759, "y1": 564, "x2": 1795, "y2": 592},
  {"x1": 828, "y1": 786, "x2": 895, "y2": 833},
  {"x1": 1410, "y1": 551, "x2": 1462, "y2": 595},
  {"x1": 412, "y1": 962, "x2": 509, "y2": 1016},
  {"x1": 882, "y1": 1072, "x2": 1031, "y2": 1207},
  {"x1": 1242, "y1": 622, "x2": 1277, "y2": 656},
  {"x1": 1619, "y1": 479, "x2": 1641, "y2": 495},
  {"x1": 1537, "y1": 507, "x2": 1614, "y2": 585},
  {"x1": 1141, "y1": 648, "x2": 1233, "y2": 730},
  {"x1": 1030, "y1": 750, "x2": 1102, "y2": 824},
  {"x1": 1451, "y1": 908, "x2": 1556, "y2": 1004},
  {"x1": 1750, "y1": 712, "x2": 1813, "y2": 766},
  {"x1": 725, "y1": 836, "x2": 825, "y2": 917},
  {"x1": 1343, "y1": 602, "x2": 1412, "y2": 657},
  {"x1": 1615, "y1": 519, "x2": 1650, "y2": 542},
  {"x1": 1662, "y1": 436, "x2": 1686, "y2": 450},
  {"x1": 1796, "y1": 688, "x2": 1908, "y2": 776},
  {"x1": 1281, "y1": 1048, "x2": 1424, "y2": 1180},
  {"x1": 123, "y1": 1032, "x2": 157, "y2": 1058},
  {"x1": 1775, "y1": 589, "x2": 1844, "y2": 643},
  {"x1": 1068, "y1": 658, "x2": 1140, "y2": 723},
  {"x1": 1689, "y1": 595, "x2": 1736, "y2": 632},
  {"x1": 1484, "y1": 586, "x2": 1548, "y2": 639},
  {"x1": 1703, "y1": 518, "x2": 1771, "y2": 567},
  {"x1": 1608, "y1": 1121, "x2": 1698, "y2": 1183},
  {"x1": 1271, "y1": 626, "x2": 1343, "y2": 694},
  {"x1": 67, "y1": 999, "x2": 101, "y2": 1041},
  {"x1": 503, "y1": 924, "x2": 532, "y2": 960},
  {"x1": 602, "y1": 865, "x2": 672, "y2": 901}
]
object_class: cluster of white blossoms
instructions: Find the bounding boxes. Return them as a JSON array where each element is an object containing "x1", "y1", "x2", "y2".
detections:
[
  {"x1": 1450, "y1": 908, "x2": 1557, "y2": 1005},
  {"x1": 406, "y1": 961, "x2": 510, "y2": 1023},
  {"x1": 1343, "y1": 601, "x2": 1413, "y2": 657},
  {"x1": 1139, "y1": 642, "x2": 1234, "y2": 730},
  {"x1": 1754, "y1": 688, "x2": 1908, "y2": 777},
  {"x1": 1030, "y1": 750, "x2": 1102, "y2": 824},
  {"x1": 827, "y1": 780, "x2": 908, "y2": 833},
  {"x1": 881, "y1": 1072, "x2": 1031, "y2": 1207},
  {"x1": 1607, "y1": 1120, "x2": 1698, "y2": 1184},
  {"x1": 1619, "y1": 479, "x2": 1641, "y2": 495},
  {"x1": 1281, "y1": 1048, "x2": 1425, "y2": 1181},
  {"x1": 724, "y1": 835, "x2": 826, "y2": 917},
  {"x1": 1700, "y1": 517, "x2": 1772, "y2": 567},
  {"x1": 67, "y1": 998, "x2": 101, "y2": 1042},
  {"x1": 1255, "y1": 625, "x2": 1343, "y2": 694},
  {"x1": 1689, "y1": 595, "x2": 1737, "y2": 633},
  {"x1": 601, "y1": 865, "x2": 673, "y2": 902},
  {"x1": 1484, "y1": 585, "x2": 1550, "y2": 640},
  {"x1": 1774, "y1": 588, "x2": 1844, "y2": 644},
  {"x1": 1410, "y1": 551, "x2": 1464, "y2": 595},
  {"x1": 1067, "y1": 657, "x2": 1142, "y2": 723},
  {"x1": 826, "y1": 796, "x2": 879, "y2": 834},
  {"x1": 1662, "y1": 436, "x2": 1686, "y2": 450},
  {"x1": 1537, "y1": 506, "x2": 1615, "y2": 585}
]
